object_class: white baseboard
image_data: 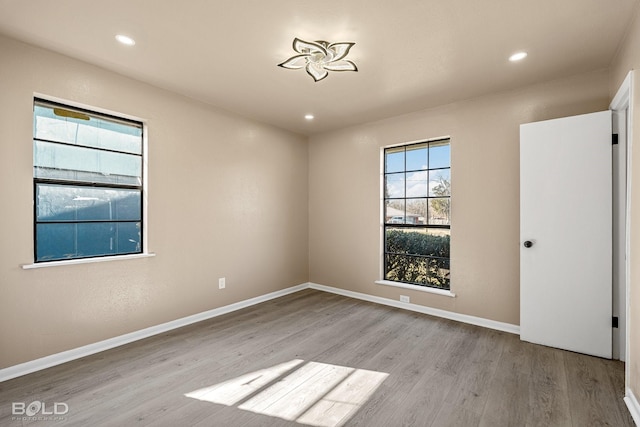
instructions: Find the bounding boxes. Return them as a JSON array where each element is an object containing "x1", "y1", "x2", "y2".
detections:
[
  {"x1": 625, "y1": 387, "x2": 640, "y2": 425},
  {"x1": 309, "y1": 282, "x2": 520, "y2": 335},
  {"x1": 0, "y1": 283, "x2": 308, "y2": 383},
  {"x1": 1, "y1": 281, "x2": 521, "y2": 383}
]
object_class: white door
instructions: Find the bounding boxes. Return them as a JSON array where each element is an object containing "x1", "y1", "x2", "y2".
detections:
[{"x1": 520, "y1": 111, "x2": 612, "y2": 359}]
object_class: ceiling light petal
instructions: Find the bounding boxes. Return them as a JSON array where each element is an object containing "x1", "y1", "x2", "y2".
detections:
[
  {"x1": 306, "y1": 63, "x2": 329, "y2": 82},
  {"x1": 323, "y1": 60, "x2": 358, "y2": 72},
  {"x1": 293, "y1": 38, "x2": 327, "y2": 55},
  {"x1": 327, "y1": 42, "x2": 355, "y2": 62},
  {"x1": 278, "y1": 55, "x2": 311, "y2": 69}
]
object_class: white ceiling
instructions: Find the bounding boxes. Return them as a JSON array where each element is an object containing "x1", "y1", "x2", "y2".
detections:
[{"x1": 0, "y1": 0, "x2": 637, "y2": 135}]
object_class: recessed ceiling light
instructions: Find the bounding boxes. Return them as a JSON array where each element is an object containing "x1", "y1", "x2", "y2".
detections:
[
  {"x1": 115, "y1": 34, "x2": 136, "y2": 46},
  {"x1": 509, "y1": 51, "x2": 527, "y2": 62},
  {"x1": 305, "y1": 114, "x2": 314, "y2": 120}
]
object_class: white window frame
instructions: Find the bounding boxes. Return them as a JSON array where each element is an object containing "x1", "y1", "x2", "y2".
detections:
[
  {"x1": 376, "y1": 137, "x2": 454, "y2": 297},
  {"x1": 22, "y1": 95, "x2": 153, "y2": 269}
]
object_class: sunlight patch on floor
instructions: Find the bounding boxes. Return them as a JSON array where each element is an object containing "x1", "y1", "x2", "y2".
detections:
[
  {"x1": 185, "y1": 360, "x2": 388, "y2": 427},
  {"x1": 185, "y1": 359, "x2": 305, "y2": 406}
]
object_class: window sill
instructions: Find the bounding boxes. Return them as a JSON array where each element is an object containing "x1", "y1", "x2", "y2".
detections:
[
  {"x1": 21, "y1": 253, "x2": 156, "y2": 270},
  {"x1": 375, "y1": 280, "x2": 456, "y2": 298}
]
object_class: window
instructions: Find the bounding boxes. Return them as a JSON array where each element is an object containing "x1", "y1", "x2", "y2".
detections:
[
  {"x1": 383, "y1": 139, "x2": 450, "y2": 289},
  {"x1": 33, "y1": 99, "x2": 144, "y2": 262}
]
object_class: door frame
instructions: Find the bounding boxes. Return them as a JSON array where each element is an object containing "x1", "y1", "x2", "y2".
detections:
[
  {"x1": 612, "y1": 93, "x2": 628, "y2": 361},
  {"x1": 610, "y1": 71, "x2": 634, "y2": 381}
]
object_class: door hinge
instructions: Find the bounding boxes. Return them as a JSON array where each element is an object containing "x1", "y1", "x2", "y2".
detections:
[
  {"x1": 613, "y1": 316, "x2": 619, "y2": 328},
  {"x1": 612, "y1": 134, "x2": 619, "y2": 145}
]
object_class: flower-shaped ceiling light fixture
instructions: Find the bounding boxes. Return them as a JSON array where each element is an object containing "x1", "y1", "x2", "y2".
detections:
[{"x1": 278, "y1": 38, "x2": 358, "y2": 82}]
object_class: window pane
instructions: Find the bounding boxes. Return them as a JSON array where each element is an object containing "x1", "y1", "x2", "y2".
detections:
[
  {"x1": 34, "y1": 140, "x2": 141, "y2": 185},
  {"x1": 429, "y1": 169, "x2": 450, "y2": 197},
  {"x1": 36, "y1": 184, "x2": 141, "y2": 222},
  {"x1": 384, "y1": 254, "x2": 450, "y2": 290},
  {"x1": 36, "y1": 221, "x2": 141, "y2": 261},
  {"x1": 385, "y1": 172, "x2": 405, "y2": 198},
  {"x1": 34, "y1": 103, "x2": 142, "y2": 154},
  {"x1": 406, "y1": 143, "x2": 427, "y2": 171},
  {"x1": 429, "y1": 141, "x2": 450, "y2": 169},
  {"x1": 35, "y1": 223, "x2": 76, "y2": 261},
  {"x1": 385, "y1": 253, "x2": 425, "y2": 284},
  {"x1": 428, "y1": 197, "x2": 451, "y2": 225},
  {"x1": 406, "y1": 198, "x2": 427, "y2": 224},
  {"x1": 116, "y1": 222, "x2": 142, "y2": 253},
  {"x1": 385, "y1": 228, "x2": 450, "y2": 257},
  {"x1": 385, "y1": 147, "x2": 404, "y2": 173},
  {"x1": 406, "y1": 170, "x2": 428, "y2": 197},
  {"x1": 385, "y1": 200, "x2": 405, "y2": 224}
]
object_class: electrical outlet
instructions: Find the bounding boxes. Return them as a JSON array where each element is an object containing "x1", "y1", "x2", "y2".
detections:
[
  {"x1": 218, "y1": 277, "x2": 226, "y2": 289},
  {"x1": 400, "y1": 295, "x2": 410, "y2": 303}
]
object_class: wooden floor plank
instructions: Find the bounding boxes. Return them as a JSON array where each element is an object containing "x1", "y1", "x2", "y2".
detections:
[
  {"x1": 564, "y1": 350, "x2": 634, "y2": 427},
  {"x1": 477, "y1": 334, "x2": 534, "y2": 427},
  {"x1": 430, "y1": 327, "x2": 505, "y2": 427},
  {"x1": 524, "y1": 344, "x2": 572, "y2": 427},
  {"x1": 0, "y1": 289, "x2": 632, "y2": 427}
]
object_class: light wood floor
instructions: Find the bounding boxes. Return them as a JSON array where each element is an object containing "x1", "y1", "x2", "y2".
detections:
[{"x1": 0, "y1": 289, "x2": 633, "y2": 426}]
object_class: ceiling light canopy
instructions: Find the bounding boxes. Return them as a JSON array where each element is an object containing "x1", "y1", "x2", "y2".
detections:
[
  {"x1": 279, "y1": 38, "x2": 357, "y2": 82},
  {"x1": 115, "y1": 34, "x2": 136, "y2": 46}
]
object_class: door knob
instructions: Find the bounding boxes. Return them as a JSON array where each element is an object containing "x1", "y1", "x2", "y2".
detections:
[{"x1": 524, "y1": 240, "x2": 533, "y2": 248}]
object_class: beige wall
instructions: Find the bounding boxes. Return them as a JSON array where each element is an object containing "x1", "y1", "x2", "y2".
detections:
[
  {"x1": 611, "y1": 4, "x2": 640, "y2": 403},
  {"x1": 309, "y1": 70, "x2": 611, "y2": 325},
  {"x1": 0, "y1": 35, "x2": 309, "y2": 369}
]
